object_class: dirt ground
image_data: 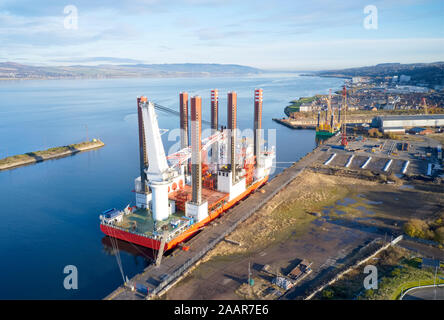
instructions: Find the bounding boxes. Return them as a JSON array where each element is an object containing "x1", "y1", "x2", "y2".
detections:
[
  {"x1": 162, "y1": 171, "x2": 444, "y2": 300},
  {"x1": 428, "y1": 133, "x2": 444, "y2": 145}
]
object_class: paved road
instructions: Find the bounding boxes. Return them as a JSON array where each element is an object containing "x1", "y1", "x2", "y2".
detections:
[{"x1": 403, "y1": 286, "x2": 444, "y2": 300}]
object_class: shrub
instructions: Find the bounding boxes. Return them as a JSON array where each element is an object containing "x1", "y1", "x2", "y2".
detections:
[
  {"x1": 391, "y1": 268, "x2": 401, "y2": 277},
  {"x1": 322, "y1": 289, "x2": 334, "y2": 299},
  {"x1": 364, "y1": 289, "x2": 375, "y2": 299},
  {"x1": 384, "y1": 132, "x2": 401, "y2": 140},
  {"x1": 434, "y1": 227, "x2": 444, "y2": 243},
  {"x1": 403, "y1": 219, "x2": 430, "y2": 239}
]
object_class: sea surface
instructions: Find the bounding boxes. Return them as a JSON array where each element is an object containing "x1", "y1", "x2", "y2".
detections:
[{"x1": 0, "y1": 74, "x2": 344, "y2": 299}]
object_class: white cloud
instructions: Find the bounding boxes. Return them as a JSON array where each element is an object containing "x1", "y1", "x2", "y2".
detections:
[{"x1": 0, "y1": 0, "x2": 443, "y2": 69}]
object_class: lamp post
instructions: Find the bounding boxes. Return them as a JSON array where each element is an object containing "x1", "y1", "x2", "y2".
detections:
[{"x1": 434, "y1": 265, "x2": 438, "y2": 300}]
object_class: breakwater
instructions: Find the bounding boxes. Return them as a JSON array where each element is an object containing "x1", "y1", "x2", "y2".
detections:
[{"x1": 0, "y1": 139, "x2": 105, "y2": 171}]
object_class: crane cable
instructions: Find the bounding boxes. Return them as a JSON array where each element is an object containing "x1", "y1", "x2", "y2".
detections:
[
  {"x1": 107, "y1": 223, "x2": 126, "y2": 285},
  {"x1": 153, "y1": 103, "x2": 212, "y2": 125}
]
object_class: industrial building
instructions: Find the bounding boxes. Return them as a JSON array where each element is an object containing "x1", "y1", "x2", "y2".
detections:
[{"x1": 371, "y1": 114, "x2": 444, "y2": 133}]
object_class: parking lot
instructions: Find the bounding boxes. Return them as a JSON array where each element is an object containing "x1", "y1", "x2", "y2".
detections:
[{"x1": 314, "y1": 134, "x2": 442, "y2": 177}]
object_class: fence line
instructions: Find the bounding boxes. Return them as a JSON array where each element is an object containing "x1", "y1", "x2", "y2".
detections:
[{"x1": 304, "y1": 235, "x2": 403, "y2": 300}]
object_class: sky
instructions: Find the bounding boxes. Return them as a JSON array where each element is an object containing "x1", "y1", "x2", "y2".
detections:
[{"x1": 0, "y1": 0, "x2": 443, "y2": 70}]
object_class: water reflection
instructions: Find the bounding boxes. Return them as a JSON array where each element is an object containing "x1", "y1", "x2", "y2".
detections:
[{"x1": 101, "y1": 236, "x2": 156, "y2": 262}]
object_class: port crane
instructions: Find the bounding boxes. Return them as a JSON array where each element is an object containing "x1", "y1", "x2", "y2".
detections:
[
  {"x1": 323, "y1": 89, "x2": 332, "y2": 125},
  {"x1": 153, "y1": 102, "x2": 212, "y2": 126},
  {"x1": 341, "y1": 86, "x2": 348, "y2": 147},
  {"x1": 422, "y1": 97, "x2": 428, "y2": 115}
]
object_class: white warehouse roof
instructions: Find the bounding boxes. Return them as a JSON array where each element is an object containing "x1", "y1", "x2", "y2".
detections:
[{"x1": 372, "y1": 114, "x2": 444, "y2": 129}]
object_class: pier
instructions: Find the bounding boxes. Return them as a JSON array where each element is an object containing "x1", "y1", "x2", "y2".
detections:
[
  {"x1": 273, "y1": 118, "x2": 371, "y2": 130},
  {"x1": 0, "y1": 139, "x2": 105, "y2": 171}
]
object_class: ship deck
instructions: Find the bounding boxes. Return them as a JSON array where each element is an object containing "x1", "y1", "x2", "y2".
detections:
[
  {"x1": 116, "y1": 209, "x2": 187, "y2": 237},
  {"x1": 168, "y1": 185, "x2": 229, "y2": 211},
  {"x1": 115, "y1": 186, "x2": 229, "y2": 237}
]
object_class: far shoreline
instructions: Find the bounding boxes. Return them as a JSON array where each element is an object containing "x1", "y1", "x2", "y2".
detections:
[{"x1": 0, "y1": 72, "x2": 344, "y2": 84}]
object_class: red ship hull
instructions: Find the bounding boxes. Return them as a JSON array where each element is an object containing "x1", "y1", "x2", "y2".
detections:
[{"x1": 100, "y1": 176, "x2": 268, "y2": 252}]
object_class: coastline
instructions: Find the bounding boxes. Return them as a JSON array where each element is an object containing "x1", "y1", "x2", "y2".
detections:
[{"x1": 0, "y1": 74, "x2": 263, "y2": 81}]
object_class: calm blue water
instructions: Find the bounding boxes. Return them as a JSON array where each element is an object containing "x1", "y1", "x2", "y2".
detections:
[{"x1": 0, "y1": 74, "x2": 343, "y2": 299}]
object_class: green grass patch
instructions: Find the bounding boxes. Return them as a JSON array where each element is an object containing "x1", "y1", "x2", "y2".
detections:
[
  {"x1": 391, "y1": 278, "x2": 444, "y2": 300},
  {"x1": 285, "y1": 96, "x2": 318, "y2": 116},
  {"x1": 318, "y1": 247, "x2": 443, "y2": 300},
  {"x1": 269, "y1": 186, "x2": 350, "y2": 241}
]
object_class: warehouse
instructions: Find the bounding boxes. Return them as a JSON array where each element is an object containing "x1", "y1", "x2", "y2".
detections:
[{"x1": 371, "y1": 114, "x2": 444, "y2": 133}]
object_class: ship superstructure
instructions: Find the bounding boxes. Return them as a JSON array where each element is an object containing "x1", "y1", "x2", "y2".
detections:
[{"x1": 100, "y1": 89, "x2": 275, "y2": 253}]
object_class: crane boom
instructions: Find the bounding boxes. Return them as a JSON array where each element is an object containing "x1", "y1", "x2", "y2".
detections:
[
  {"x1": 341, "y1": 86, "x2": 348, "y2": 147},
  {"x1": 166, "y1": 130, "x2": 226, "y2": 167},
  {"x1": 422, "y1": 97, "x2": 428, "y2": 115}
]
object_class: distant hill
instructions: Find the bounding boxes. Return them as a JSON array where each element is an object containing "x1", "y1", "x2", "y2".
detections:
[
  {"x1": 0, "y1": 62, "x2": 263, "y2": 80},
  {"x1": 317, "y1": 62, "x2": 444, "y2": 87}
]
